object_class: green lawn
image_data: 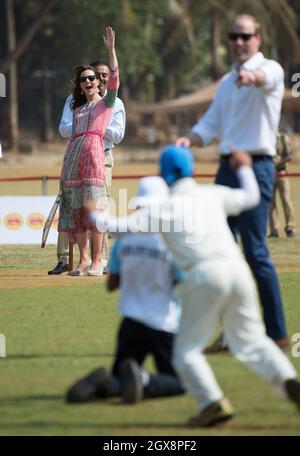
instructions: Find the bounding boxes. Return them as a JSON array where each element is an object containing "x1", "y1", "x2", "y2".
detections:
[
  {"x1": 1, "y1": 166, "x2": 300, "y2": 435},
  {"x1": 0, "y1": 240, "x2": 300, "y2": 436}
]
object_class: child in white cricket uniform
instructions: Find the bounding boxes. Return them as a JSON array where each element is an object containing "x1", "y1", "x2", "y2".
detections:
[{"x1": 66, "y1": 177, "x2": 184, "y2": 404}]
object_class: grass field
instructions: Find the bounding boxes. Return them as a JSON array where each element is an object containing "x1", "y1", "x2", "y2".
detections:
[{"x1": 1, "y1": 160, "x2": 300, "y2": 435}]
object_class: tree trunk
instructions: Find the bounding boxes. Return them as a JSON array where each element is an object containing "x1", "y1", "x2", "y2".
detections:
[
  {"x1": 42, "y1": 47, "x2": 54, "y2": 142},
  {"x1": 0, "y1": 0, "x2": 59, "y2": 74},
  {"x1": 211, "y1": 8, "x2": 223, "y2": 80},
  {"x1": 6, "y1": 0, "x2": 19, "y2": 153},
  {"x1": 42, "y1": 72, "x2": 54, "y2": 142}
]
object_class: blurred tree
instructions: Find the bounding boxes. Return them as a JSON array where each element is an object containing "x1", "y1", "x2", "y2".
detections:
[
  {"x1": 1, "y1": 0, "x2": 58, "y2": 152},
  {"x1": 1, "y1": 0, "x2": 300, "y2": 145},
  {"x1": 5, "y1": 0, "x2": 18, "y2": 153},
  {"x1": 0, "y1": 0, "x2": 59, "y2": 74}
]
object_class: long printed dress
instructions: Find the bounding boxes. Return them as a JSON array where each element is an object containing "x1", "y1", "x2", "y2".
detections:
[{"x1": 58, "y1": 68, "x2": 119, "y2": 244}]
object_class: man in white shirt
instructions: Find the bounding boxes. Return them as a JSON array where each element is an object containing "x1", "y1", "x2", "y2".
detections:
[
  {"x1": 176, "y1": 14, "x2": 288, "y2": 350},
  {"x1": 66, "y1": 177, "x2": 184, "y2": 404},
  {"x1": 48, "y1": 59, "x2": 126, "y2": 275},
  {"x1": 92, "y1": 145, "x2": 300, "y2": 427}
]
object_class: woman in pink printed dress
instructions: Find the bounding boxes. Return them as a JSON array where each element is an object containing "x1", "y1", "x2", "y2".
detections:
[{"x1": 59, "y1": 27, "x2": 119, "y2": 276}]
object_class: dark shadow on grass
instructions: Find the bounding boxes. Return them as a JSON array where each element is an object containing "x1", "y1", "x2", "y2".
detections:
[
  {"x1": 0, "y1": 394, "x2": 63, "y2": 404},
  {"x1": 5, "y1": 353, "x2": 113, "y2": 360},
  {"x1": 0, "y1": 272, "x2": 48, "y2": 276},
  {"x1": 0, "y1": 394, "x2": 123, "y2": 405},
  {"x1": 0, "y1": 421, "x2": 189, "y2": 430},
  {"x1": 0, "y1": 421, "x2": 297, "y2": 433}
]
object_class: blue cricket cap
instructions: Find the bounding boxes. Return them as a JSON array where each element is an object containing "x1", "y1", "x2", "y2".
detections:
[{"x1": 159, "y1": 144, "x2": 194, "y2": 185}]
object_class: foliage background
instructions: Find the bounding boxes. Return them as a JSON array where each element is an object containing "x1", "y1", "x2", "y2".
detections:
[{"x1": 1, "y1": 0, "x2": 300, "y2": 147}]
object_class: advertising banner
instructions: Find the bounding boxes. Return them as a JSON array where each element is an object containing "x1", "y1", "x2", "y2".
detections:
[{"x1": 0, "y1": 196, "x2": 58, "y2": 244}]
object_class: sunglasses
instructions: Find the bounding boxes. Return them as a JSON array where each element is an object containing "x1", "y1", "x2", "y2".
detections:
[
  {"x1": 228, "y1": 32, "x2": 256, "y2": 42},
  {"x1": 79, "y1": 75, "x2": 97, "y2": 83}
]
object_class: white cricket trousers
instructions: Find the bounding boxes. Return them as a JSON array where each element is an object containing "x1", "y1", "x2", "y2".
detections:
[{"x1": 173, "y1": 258, "x2": 297, "y2": 410}]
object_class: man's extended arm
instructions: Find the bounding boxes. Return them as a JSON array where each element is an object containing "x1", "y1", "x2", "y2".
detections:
[
  {"x1": 237, "y1": 60, "x2": 284, "y2": 91},
  {"x1": 236, "y1": 69, "x2": 266, "y2": 87},
  {"x1": 176, "y1": 87, "x2": 222, "y2": 148},
  {"x1": 176, "y1": 132, "x2": 204, "y2": 148}
]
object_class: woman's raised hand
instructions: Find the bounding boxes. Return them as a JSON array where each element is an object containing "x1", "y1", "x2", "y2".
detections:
[{"x1": 103, "y1": 26, "x2": 115, "y2": 51}]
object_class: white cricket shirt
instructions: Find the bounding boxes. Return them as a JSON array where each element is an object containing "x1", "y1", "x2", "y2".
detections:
[
  {"x1": 127, "y1": 177, "x2": 254, "y2": 272},
  {"x1": 109, "y1": 233, "x2": 180, "y2": 333}
]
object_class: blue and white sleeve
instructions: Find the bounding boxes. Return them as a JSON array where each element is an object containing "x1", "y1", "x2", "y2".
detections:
[
  {"x1": 108, "y1": 239, "x2": 121, "y2": 274},
  {"x1": 58, "y1": 95, "x2": 73, "y2": 138},
  {"x1": 171, "y1": 263, "x2": 185, "y2": 283}
]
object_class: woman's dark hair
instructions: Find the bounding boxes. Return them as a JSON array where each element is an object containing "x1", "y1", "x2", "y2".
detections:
[{"x1": 71, "y1": 65, "x2": 100, "y2": 109}]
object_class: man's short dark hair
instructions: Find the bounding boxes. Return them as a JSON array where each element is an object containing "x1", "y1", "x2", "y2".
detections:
[{"x1": 89, "y1": 59, "x2": 109, "y2": 69}]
